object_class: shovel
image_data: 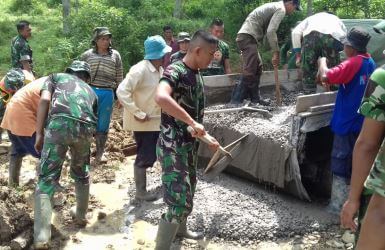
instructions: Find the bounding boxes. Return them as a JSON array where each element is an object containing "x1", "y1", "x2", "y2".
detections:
[
  {"x1": 274, "y1": 65, "x2": 282, "y2": 106},
  {"x1": 187, "y1": 126, "x2": 249, "y2": 181},
  {"x1": 205, "y1": 101, "x2": 272, "y2": 118}
]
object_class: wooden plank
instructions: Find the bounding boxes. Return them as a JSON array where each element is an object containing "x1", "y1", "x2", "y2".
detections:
[
  {"x1": 308, "y1": 103, "x2": 335, "y2": 112},
  {"x1": 202, "y1": 69, "x2": 299, "y2": 88},
  {"x1": 295, "y1": 91, "x2": 337, "y2": 114}
]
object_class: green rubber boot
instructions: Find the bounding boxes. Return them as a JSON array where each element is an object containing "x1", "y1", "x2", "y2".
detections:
[
  {"x1": 33, "y1": 193, "x2": 52, "y2": 249},
  {"x1": 176, "y1": 220, "x2": 204, "y2": 240},
  {"x1": 155, "y1": 218, "x2": 179, "y2": 250},
  {"x1": 70, "y1": 182, "x2": 90, "y2": 227},
  {"x1": 8, "y1": 155, "x2": 23, "y2": 187}
]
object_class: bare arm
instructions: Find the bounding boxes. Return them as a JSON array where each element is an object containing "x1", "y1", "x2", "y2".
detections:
[
  {"x1": 224, "y1": 59, "x2": 232, "y2": 74},
  {"x1": 341, "y1": 118, "x2": 385, "y2": 231},
  {"x1": 155, "y1": 80, "x2": 205, "y2": 136},
  {"x1": 318, "y1": 57, "x2": 330, "y2": 83},
  {"x1": 34, "y1": 90, "x2": 51, "y2": 153},
  {"x1": 21, "y1": 61, "x2": 31, "y2": 72}
]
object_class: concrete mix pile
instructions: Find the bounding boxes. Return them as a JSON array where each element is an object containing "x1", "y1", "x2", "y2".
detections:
[
  {"x1": 0, "y1": 178, "x2": 33, "y2": 249},
  {"x1": 200, "y1": 90, "x2": 311, "y2": 200}
]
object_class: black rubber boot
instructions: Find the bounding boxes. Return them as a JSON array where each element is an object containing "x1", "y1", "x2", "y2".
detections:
[
  {"x1": 134, "y1": 166, "x2": 157, "y2": 201},
  {"x1": 8, "y1": 155, "x2": 23, "y2": 187},
  {"x1": 230, "y1": 80, "x2": 246, "y2": 104}
]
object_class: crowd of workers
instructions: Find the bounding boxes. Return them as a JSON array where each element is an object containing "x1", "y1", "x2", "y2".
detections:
[{"x1": 2, "y1": 0, "x2": 385, "y2": 249}]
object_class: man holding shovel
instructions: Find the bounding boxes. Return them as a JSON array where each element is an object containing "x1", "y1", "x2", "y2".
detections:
[
  {"x1": 231, "y1": 0, "x2": 301, "y2": 105},
  {"x1": 154, "y1": 30, "x2": 219, "y2": 249}
]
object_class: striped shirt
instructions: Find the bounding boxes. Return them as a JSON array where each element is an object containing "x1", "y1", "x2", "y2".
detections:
[{"x1": 80, "y1": 48, "x2": 124, "y2": 88}]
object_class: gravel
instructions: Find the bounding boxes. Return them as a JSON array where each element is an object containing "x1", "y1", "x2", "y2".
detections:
[
  {"x1": 122, "y1": 90, "x2": 339, "y2": 245},
  {"x1": 123, "y1": 168, "x2": 338, "y2": 244},
  {"x1": 204, "y1": 89, "x2": 302, "y2": 148}
]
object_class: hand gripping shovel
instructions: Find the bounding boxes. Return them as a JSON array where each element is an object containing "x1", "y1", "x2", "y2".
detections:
[{"x1": 187, "y1": 126, "x2": 249, "y2": 181}]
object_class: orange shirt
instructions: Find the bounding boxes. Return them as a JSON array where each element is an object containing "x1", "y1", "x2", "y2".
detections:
[{"x1": 1, "y1": 77, "x2": 47, "y2": 136}]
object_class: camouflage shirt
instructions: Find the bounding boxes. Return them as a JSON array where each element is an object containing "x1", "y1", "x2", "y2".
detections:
[
  {"x1": 11, "y1": 35, "x2": 33, "y2": 69},
  {"x1": 158, "y1": 61, "x2": 205, "y2": 152},
  {"x1": 42, "y1": 73, "x2": 98, "y2": 126},
  {"x1": 360, "y1": 65, "x2": 385, "y2": 197},
  {"x1": 201, "y1": 40, "x2": 229, "y2": 76},
  {"x1": 170, "y1": 51, "x2": 186, "y2": 64}
]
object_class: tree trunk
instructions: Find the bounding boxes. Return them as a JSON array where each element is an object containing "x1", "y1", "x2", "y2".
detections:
[
  {"x1": 173, "y1": 0, "x2": 182, "y2": 18},
  {"x1": 62, "y1": 0, "x2": 71, "y2": 35},
  {"x1": 307, "y1": 0, "x2": 313, "y2": 16},
  {"x1": 363, "y1": 0, "x2": 370, "y2": 18},
  {"x1": 75, "y1": 0, "x2": 79, "y2": 14}
]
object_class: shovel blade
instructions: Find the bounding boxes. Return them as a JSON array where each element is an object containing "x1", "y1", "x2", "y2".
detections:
[{"x1": 204, "y1": 134, "x2": 248, "y2": 181}]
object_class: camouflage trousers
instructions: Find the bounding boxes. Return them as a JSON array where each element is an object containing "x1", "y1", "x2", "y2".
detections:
[
  {"x1": 36, "y1": 117, "x2": 95, "y2": 197},
  {"x1": 302, "y1": 31, "x2": 341, "y2": 92},
  {"x1": 156, "y1": 142, "x2": 198, "y2": 223}
]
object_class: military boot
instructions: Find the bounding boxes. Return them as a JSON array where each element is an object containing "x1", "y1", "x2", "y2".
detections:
[
  {"x1": 155, "y1": 218, "x2": 179, "y2": 250},
  {"x1": 34, "y1": 193, "x2": 52, "y2": 249},
  {"x1": 176, "y1": 219, "x2": 204, "y2": 240},
  {"x1": 327, "y1": 175, "x2": 349, "y2": 215},
  {"x1": 8, "y1": 155, "x2": 23, "y2": 187},
  {"x1": 134, "y1": 166, "x2": 157, "y2": 201},
  {"x1": 70, "y1": 182, "x2": 90, "y2": 227},
  {"x1": 95, "y1": 133, "x2": 108, "y2": 163}
]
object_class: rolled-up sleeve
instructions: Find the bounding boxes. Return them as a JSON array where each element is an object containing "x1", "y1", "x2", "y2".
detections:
[
  {"x1": 292, "y1": 20, "x2": 307, "y2": 51},
  {"x1": 266, "y1": 10, "x2": 285, "y2": 52}
]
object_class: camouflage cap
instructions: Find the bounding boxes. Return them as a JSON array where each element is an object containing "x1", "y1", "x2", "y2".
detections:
[
  {"x1": 65, "y1": 60, "x2": 91, "y2": 79},
  {"x1": 92, "y1": 27, "x2": 112, "y2": 42},
  {"x1": 177, "y1": 32, "x2": 191, "y2": 43},
  {"x1": 4, "y1": 68, "x2": 25, "y2": 91}
]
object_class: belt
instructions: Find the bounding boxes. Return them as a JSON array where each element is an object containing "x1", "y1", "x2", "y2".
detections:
[{"x1": 89, "y1": 84, "x2": 114, "y2": 90}]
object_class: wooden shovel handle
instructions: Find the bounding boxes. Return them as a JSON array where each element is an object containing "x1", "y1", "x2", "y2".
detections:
[
  {"x1": 187, "y1": 126, "x2": 216, "y2": 146},
  {"x1": 274, "y1": 66, "x2": 282, "y2": 106}
]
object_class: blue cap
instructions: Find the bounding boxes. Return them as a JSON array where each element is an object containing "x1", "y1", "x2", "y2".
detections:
[{"x1": 144, "y1": 35, "x2": 172, "y2": 60}]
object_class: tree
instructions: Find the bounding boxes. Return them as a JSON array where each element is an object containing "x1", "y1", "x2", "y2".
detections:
[
  {"x1": 307, "y1": 0, "x2": 313, "y2": 16},
  {"x1": 173, "y1": 0, "x2": 182, "y2": 18},
  {"x1": 62, "y1": 0, "x2": 71, "y2": 35}
]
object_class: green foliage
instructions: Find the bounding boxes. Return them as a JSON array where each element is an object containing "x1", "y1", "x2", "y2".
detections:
[{"x1": 0, "y1": 0, "x2": 384, "y2": 76}]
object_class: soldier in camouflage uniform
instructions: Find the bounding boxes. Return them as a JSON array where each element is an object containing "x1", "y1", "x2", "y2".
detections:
[
  {"x1": 340, "y1": 22, "x2": 385, "y2": 246},
  {"x1": 202, "y1": 18, "x2": 231, "y2": 76},
  {"x1": 340, "y1": 64, "x2": 385, "y2": 247},
  {"x1": 292, "y1": 12, "x2": 346, "y2": 93},
  {"x1": 154, "y1": 30, "x2": 219, "y2": 250},
  {"x1": 33, "y1": 61, "x2": 97, "y2": 249},
  {"x1": 355, "y1": 65, "x2": 385, "y2": 249},
  {"x1": 11, "y1": 20, "x2": 33, "y2": 73},
  {"x1": 169, "y1": 32, "x2": 190, "y2": 64}
]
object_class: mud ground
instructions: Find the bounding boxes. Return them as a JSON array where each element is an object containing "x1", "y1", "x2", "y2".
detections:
[{"x1": 0, "y1": 108, "x2": 355, "y2": 250}]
